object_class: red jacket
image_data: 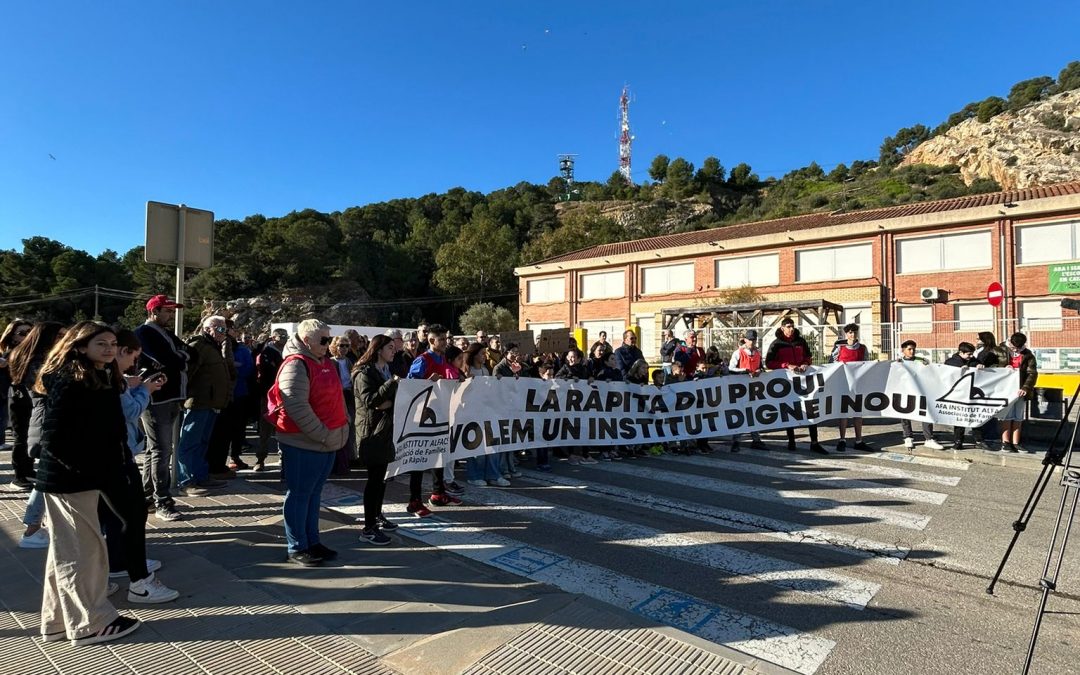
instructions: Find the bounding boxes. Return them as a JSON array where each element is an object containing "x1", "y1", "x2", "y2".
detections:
[{"x1": 765, "y1": 327, "x2": 812, "y2": 369}]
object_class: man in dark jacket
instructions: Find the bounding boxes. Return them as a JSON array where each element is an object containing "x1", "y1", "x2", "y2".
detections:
[
  {"x1": 659, "y1": 329, "x2": 680, "y2": 371},
  {"x1": 944, "y1": 342, "x2": 978, "y2": 449},
  {"x1": 614, "y1": 330, "x2": 645, "y2": 377},
  {"x1": 175, "y1": 316, "x2": 232, "y2": 495},
  {"x1": 253, "y1": 328, "x2": 287, "y2": 470},
  {"x1": 1000, "y1": 332, "x2": 1038, "y2": 453},
  {"x1": 134, "y1": 294, "x2": 190, "y2": 521},
  {"x1": 765, "y1": 318, "x2": 827, "y2": 454}
]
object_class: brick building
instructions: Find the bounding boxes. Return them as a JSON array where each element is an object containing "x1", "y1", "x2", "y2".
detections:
[{"x1": 515, "y1": 181, "x2": 1080, "y2": 372}]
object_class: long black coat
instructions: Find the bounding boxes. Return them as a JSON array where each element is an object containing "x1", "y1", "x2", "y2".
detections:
[
  {"x1": 35, "y1": 367, "x2": 128, "y2": 494},
  {"x1": 352, "y1": 364, "x2": 399, "y2": 466}
]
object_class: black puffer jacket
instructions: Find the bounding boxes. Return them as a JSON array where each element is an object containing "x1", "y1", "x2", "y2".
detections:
[
  {"x1": 352, "y1": 364, "x2": 399, "y2": 466},
  {"x1": 35, "y1": 366, "x2": 128, "y2": 494}
]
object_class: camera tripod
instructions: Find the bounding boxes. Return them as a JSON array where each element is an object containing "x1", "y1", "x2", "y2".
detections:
[
  {"x1": 981, "y1": 384, "x2": 1080, "y2": 674},
  {"x1": 986, "y1": 384, "x2": 1080, "y2": 596}
]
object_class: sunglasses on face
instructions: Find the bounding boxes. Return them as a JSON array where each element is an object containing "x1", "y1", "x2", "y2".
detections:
[
  {"x1": 211, "y1": 326, "x2": 226, "y2": 334},
  {"x1": 319, "y1": 336, "x2": 332, "y2": 346}
]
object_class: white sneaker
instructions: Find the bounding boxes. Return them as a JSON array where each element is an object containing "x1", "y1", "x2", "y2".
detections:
[
  {"x1": 128, "y1": 572, "x2": 179, "y2": 604},
  {"x1": 923, "y1": 439, "x2": 944, "y2": 450},
  {"x1": 903, "y1": 437, "x2": 914, "y2": 449},
  {"x1": 487, "y1": 477, "x2": 511, "y2": 487},
  {"x1": 109, "y1": 558, "x2": 162, "y2": 579},
  {"x1": 579, "y1": 456, "x2": 599, "y2": 465},
  {"x1": 466, "y1": 479, "x2": 486, "y2": 487},
  {"x1": 19, "y1": 529, "x2": 49, "y2": 549}
]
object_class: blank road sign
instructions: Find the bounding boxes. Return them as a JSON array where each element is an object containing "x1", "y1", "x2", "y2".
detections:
[{"x1": 145, "y1": 201, "x2": 214, "y2": 269}]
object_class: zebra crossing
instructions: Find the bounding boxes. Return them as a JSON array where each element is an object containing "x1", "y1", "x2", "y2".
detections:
[{"x1": 321, "y1": 447, "x2": 970, "y2": 675}]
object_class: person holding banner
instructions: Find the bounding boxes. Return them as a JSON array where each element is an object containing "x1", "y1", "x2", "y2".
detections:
[
  {"x1": 615, "y1": 330, "x2": 644, "y2": 377},
  {"x1": 352, "y1": 335, "x2": 401, "y2": 545},
  {"x1": 728, "y1": 330, "x2": 769, "y2": 452},
  {"x1": 556, "y1": 349, "x2": 600, "y2": 464},
  {"x1": 1000, "y1": 332, "x2": 1037, "y2": 453},
  {"x1": 897, "y1": 340, "x2": 944, "y2": 450},
  {"x1": 765, "y1": 319, "x2": 827, "y2": 455},
  {"x1": 945, "y1": 342, "x2": 978, "y2": 449},
  {"x1": 830, "y1": 324, "x2": 872, "y2": 452},
  {"x1": 673, "y1": 330, "x2": 705, "y2": 375},
  {"x1": 406, "y1": 324, "x2": 461, "y2": 512}
]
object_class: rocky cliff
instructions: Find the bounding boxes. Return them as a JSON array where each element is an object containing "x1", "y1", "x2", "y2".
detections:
[{"x1": 902, "y1": 89, "x2": 1080, "y2": 189}]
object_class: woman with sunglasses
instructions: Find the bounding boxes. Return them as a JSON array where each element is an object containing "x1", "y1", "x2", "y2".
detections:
[
  {"x1": 267, "y1": 320, "x2": 349, "y2": 567},
  {"x1": 1, "y1": 318, "x2": 34, "y2": 485},
  {"x1": 34, "y1": 321, "x2": 142, "y2": 645}
]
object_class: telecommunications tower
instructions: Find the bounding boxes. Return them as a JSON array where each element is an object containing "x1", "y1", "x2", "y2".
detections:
[{"x1": 618, "y1": 85, "x2": 633, "y2": 184}]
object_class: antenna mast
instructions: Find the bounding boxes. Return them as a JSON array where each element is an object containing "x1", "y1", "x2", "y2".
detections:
[{"x1": 618, "y1": 86, "x2": 633, "y2": 184}]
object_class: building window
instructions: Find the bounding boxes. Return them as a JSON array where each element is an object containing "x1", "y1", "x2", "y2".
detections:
[
  {"x1": 897, "y1": 305, "x2": 933, "y2": 333},
  {"x1": 953, "y1": 303, "x2": 995, "y2": 331},
  {"x1": 641, "y1": 263, "x2": 695, "y2": 295},
  {"x1": 896, "y1": 231, "x2": 992, "y2": 274},
  {"x1": 526, "y1": 321, "x2": 565, "y2": 334},
  {"x1": 579, "y1": 270, "x2": 625, "y2": 300},
  {"x1": 636, "y1": 314, "x2": 656, "y2": 360},
  {"x1": 526, "y1": 277, "x2": 563, "y2": 304},
  {"x1": 795, "y1": 243, "x2": 872, "y2": 282},
  {"x1": 580, "y1": 320, "x2": 625, "y2": 349},
  {"x1": 715, "y1": 253, "x2": 779, "y2": 289},
  {"x1": 1017, "y1": 220, "x2": 1080, "y2": 265},
  {"x1": 1018, "y1": 299, "x2": 1063, "y2": 331}
]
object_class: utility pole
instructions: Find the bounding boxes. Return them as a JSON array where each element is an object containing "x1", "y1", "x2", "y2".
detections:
[{"x1": 93, "y1": 285, "x2": 100, "y2": 320}]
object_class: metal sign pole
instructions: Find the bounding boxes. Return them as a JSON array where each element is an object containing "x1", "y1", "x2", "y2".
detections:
[{"x1": 175, "y1": 204, "x2": 187, "y2": 336}]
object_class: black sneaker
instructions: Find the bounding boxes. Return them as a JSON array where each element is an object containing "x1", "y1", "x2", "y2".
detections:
[
  {"x1": 70, "y1": 615, "x2": 141, "y2": 646},
  {"x1": 810, "y1": 443, "x2": 829, "y2": 455},
  {"x1": 1003, "y1": 442, "x2": 1019, "y2": 453},
  {"x1": 729, "y1": 441, "x2": 740, "y2": 453},
  {"x1": 835, "y1": 440, "x2": 846, "y2": 453},
  {"x1": 376, "y1": 514, "x2": 398, "y2": 531},
  {"x1": 287, "y1": 550, "x2": 324, "y2": 567},
  {"x1": 853, "y1": 441, "x2": 872, "y2": 451},
  {"x1": 1015, "y1": 444, "x2": 1029, "y2": 453},
  {"x1": 359, "y1": 527, "x2": 391, "y2": 546},
  {"x1": 10, "y1": 479, "x2": 33, "y2": 492},
  {"x1": 309, "y1": 543, "x2": 338, "y2": 561},
  {"x1": 974, "y1": 440, "x2": 994, "y2": 451},
  {"x1": 750, "y1": 440, "x2": 769, "y2": 451}
]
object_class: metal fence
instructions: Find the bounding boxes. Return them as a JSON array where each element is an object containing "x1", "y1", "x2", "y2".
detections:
[{"x1": 699, "y1": 317, "x2": 1080, "y2": 372}]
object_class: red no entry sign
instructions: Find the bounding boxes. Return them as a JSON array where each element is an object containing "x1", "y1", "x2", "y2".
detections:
[{"x1": 987, "y1": 281, "x2": 1004, "y2": 307}]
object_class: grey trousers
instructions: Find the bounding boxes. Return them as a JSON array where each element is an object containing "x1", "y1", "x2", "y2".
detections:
[
  {"x1": 141, "y1": 402, "x2": 180, "y2": 505},
  {"x1": 900, "y1": 419, "x2": 934, "y2": 441}
]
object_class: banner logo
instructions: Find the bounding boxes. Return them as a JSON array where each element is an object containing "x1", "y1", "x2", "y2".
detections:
[
  {"x1": 935, "y1": 372, "x2": 1010, "y2": 408},
  {"x1": 397, "y1": 386, "x2": 449, "y2": 443}
]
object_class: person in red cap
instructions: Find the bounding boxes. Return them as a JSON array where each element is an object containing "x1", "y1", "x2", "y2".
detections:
[{"x1": 133, "y1": 295, "x2": 190, "y2": 522}]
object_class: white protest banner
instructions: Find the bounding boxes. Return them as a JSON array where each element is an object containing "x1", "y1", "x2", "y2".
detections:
[
  {"x1": 391, "y1": 362, "x2": 1020, "y2": 471},
  {"x1": 387, "y1": 378, "x2": 455, "y2": 477}
]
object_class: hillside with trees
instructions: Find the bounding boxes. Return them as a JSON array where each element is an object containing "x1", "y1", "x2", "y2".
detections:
[{"x1": 2, "y1": 61, "x2": 1078, "y2": 334}]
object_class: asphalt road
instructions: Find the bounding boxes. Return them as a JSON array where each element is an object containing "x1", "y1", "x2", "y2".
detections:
[{"x1": 341, "y1": 424, "x2": 1080, "y2": 675}]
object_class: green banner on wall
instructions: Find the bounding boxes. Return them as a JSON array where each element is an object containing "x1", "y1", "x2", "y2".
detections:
[{"x1": 1049, "y1": 263, "x2": 1080, "y2": 294}]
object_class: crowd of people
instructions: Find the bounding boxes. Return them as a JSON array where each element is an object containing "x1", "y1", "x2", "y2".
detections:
[{"x1": 0, "y1": 301, "x2": 1039, "y2": 645}]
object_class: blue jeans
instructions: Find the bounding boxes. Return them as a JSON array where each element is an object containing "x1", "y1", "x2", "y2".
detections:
[
  {"x1": 23, "y1": 488, "x2": 45, "y2": 526},
  {"x1": 176, "y1": 408, "x2": 218, "y2": 487},
  {"x1": 466, "y1": 454, "x2": 504, "y2": 482},
  {"x1": 281, "y1": 443, "x2": 335, "y2": 554}
]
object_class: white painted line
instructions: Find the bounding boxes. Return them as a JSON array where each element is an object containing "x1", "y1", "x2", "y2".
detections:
[
  {"x1": 790, "y1": 458, "x2": 962, "y2": 487},
  {"x1": 861, "y1": 451, "x2": 971, "y2": 471},
  {"x1": 518, "y1": 469, "x2": 908, "y2": 564},
  {"x1": 382, "y1": 504, "x2": 836, "y2": 675},
  {"x1": 471, "y1": 486, "x2": 880, "y2": 609},
  {"x1": 660, "y1": 454, "x2": 950, "y2": 505},
  {"x1": 596, "y1": 461, "x2": 932, "y2": 531}
]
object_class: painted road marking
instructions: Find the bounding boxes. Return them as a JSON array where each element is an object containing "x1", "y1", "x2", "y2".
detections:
[
  {"x1": 660, "y1": 454, "x2": 950, "y2": 505},
  {"x1": 859, "y1": 451, "x2": 971, "y2": 471},
  {"x1": 789, "y1": 457, "x2": 963, "y2": 487},
  {"x1": 382, "y1": 504, "x2": 836, "y2": 675},
  {"x1": 470, "y1": 485, "x2": 880, "y2": 608},
  {"x1": 596, "y1": 461, "x2": 932, "y2": 530},
  {"x1": 518, "y1": 469, "x2": 908, "y2": 563}
]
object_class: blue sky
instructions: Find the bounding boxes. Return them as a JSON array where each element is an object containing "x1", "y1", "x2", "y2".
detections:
[{"x1": 2, "y1": 1, "x2": 1078, "y2": 256}]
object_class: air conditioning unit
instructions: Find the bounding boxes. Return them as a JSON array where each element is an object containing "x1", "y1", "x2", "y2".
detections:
[{"x1": 920, "y1": 287, "x2": 943, "y2": 302}]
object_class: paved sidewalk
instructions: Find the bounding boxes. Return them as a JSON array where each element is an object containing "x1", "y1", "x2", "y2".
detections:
[{"x1": 0, "y1": 454, "x2": 781, "y2": 675}]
